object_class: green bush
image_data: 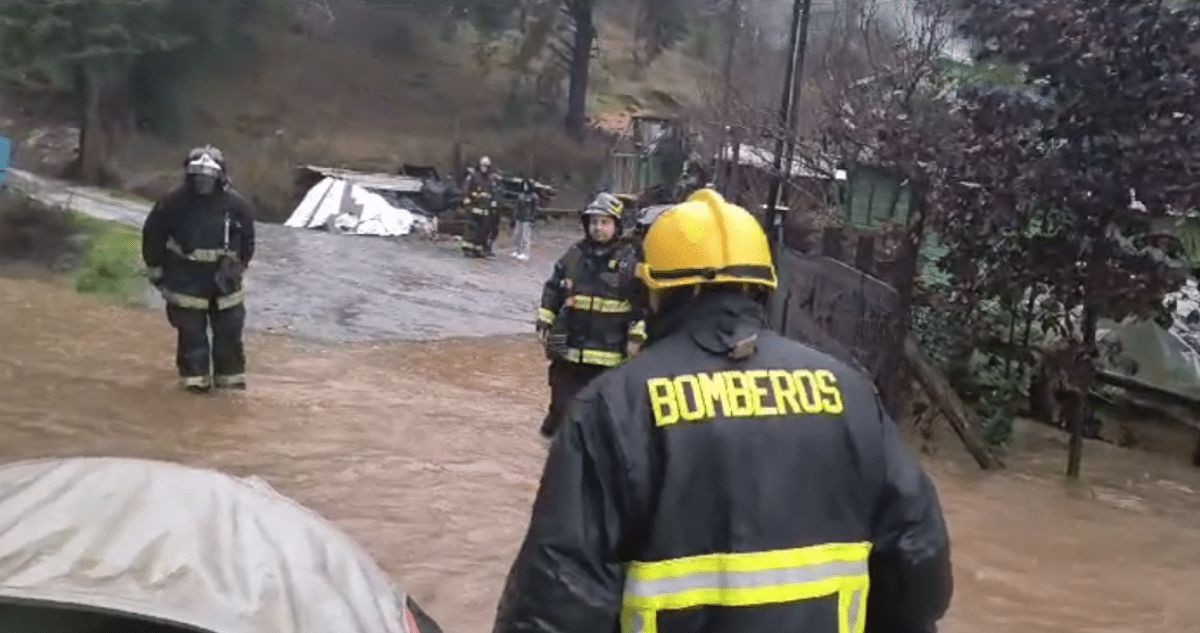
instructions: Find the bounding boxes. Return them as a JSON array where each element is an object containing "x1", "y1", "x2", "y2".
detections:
[
  {"x1": 910, "y1": 282, "x2": 1040, "y2": 449},
  {"x1": 67, "y1": 214, "x2": 149, "y2": 306}
]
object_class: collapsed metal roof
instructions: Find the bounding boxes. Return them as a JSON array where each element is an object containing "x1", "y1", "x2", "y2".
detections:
[{"x1": 298, "y1": 165, "x2": 425, "y2": 193}]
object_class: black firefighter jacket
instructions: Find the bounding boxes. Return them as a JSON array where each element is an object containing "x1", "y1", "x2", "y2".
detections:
[
  {"x1": 495, "y1": 291, "x2": 953, "y2": 633},
  {"x1": 538, "y1": 239, "x2": 646, "y2": 367},
  {"x1": 142, "y1": 185, "x2": 256, "y2": 311}
]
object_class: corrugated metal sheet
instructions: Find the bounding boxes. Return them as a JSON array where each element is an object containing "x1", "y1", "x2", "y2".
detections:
[{"x1": 299, "y1": 165, "x2": 425, "y2": 193}]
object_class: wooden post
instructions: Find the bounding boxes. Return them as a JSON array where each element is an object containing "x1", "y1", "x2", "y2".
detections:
[
  {"x1": 854, "y1": 234, "x2": 876, "y2": 274},
  {"x1": 821, "y1": 227, "x2": 843, "y2": 260}
]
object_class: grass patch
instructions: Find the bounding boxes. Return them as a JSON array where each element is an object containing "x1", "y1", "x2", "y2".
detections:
[
  {"x1": 0, "y1": 189, "x2": 149, "y2": 306},
  {"x1": 68, "y1": 213, "x2": 149, "y2": 306}
]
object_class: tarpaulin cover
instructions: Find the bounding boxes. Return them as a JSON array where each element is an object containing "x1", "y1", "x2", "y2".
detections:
[
  {"x1": 286, "y1": 177, "x2": 433, "y2": 237},
  {"x1": 1098, "y1": 280, "x2": 1200, "y2": 401},
  {"x1": 0, "y1": 457, "x2": 411, "y2": 633}
]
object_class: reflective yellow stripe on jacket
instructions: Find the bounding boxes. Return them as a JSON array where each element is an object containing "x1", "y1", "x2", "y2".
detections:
[
  {"x1": 628, "y1": 319, "x2": 646, "y2": 341},
  {"x1": 561, "y1": 348, "x2": 624, "y2": 367},
  {"x1": 621, "y1": 542, "x2": 871, "y2": 633},
  {"x1": 567, "y1": 294, "x2": 632, "y2": 314}
]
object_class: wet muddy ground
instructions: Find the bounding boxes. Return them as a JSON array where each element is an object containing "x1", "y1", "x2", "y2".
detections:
[{"x1": 3, "y1": 275, "x2": 1200, "y2": 633}]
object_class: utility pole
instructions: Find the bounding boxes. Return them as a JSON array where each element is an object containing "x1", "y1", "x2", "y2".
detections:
[
  {"x1": 719, "y1": 0, "x2": 741, "y2": 144},
  {"x1": 763, "y1": 0, "x2": 814, "y2": 248}
]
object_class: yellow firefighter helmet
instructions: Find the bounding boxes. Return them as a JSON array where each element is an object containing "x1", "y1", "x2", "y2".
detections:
[{"x1": 637, "y1": 188, "x2": 777, "y2": 292}]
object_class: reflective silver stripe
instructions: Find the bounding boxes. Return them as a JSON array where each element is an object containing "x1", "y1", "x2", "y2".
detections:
[
  {"x1": 537, "y1": 308, "x2": 556, "y2": 325},
  {"x1": 625, "y1": 559, "x2": 867, "y2": 599},
  {"x1": 215, "y1": 289, "x2": 245, "y2": 310},
  {"x1": 567, "y1": 294, "x2": 631, "y2": 313},
  {"x1": 214, "y1": 374, "x2": 245, "y2": 387},
  {"x1": 166, "y1": 237, "x2": 235, "y2": 263},
  {"x1": 180, "y1": 376, "x2": 210, "y2": 389},
  {"x1": 847, "y1": 582, "x2": 865, "y2": 633},
  {"x1": 161, "y1": 289, "x2": 244, "y2": 310},
  {"x1": 562, "y1": 348, "x2": 623, "y2": 367},
  {"x1": 622, "y1": 546, "x2": 871, "y2": 633},
  {"x1": 626, "y1": 583, "x2": 867, "y2": 633},
  {"x1": 162, "y1": 290, "x2": 209, "y2": 310}
]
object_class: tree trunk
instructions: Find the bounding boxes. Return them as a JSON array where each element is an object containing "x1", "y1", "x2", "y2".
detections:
[
  {"x1": 564, "y1": 0, "x2": 594, "y2": 140},
  {"x1": 1067, "y1": 221, "x2": 1111, "y2": 479},
  {"x1": 1066, "y1": 302, "x2": 1098, "y2": 478},
  {"x1": 72, "y1": 66, "x2": 108, "y2": 186}
]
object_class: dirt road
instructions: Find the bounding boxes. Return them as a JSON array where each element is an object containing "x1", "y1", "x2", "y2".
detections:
[{"x1": 7, "y1": 168, "x2": 566, "y2": 342}]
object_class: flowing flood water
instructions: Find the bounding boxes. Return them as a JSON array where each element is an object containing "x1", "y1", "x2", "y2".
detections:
[{"x1": 2, "y1": 270, "x2": 1199, "y2": 633}]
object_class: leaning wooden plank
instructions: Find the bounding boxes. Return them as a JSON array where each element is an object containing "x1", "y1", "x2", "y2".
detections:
[{"x1": 903, "y1": 335, "x2": 1005, "y2": 470}]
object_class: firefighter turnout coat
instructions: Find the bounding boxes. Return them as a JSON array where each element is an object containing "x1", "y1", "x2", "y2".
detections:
[
  {"x1": 142, "y1": 184, "x2": 256, "y2": 310},
  {"x1": 494, "y1": 291, "x2": 953, "y2": 633},
  {"x1": 539, "y1": 239, "x2": 646, "y2": 367}
]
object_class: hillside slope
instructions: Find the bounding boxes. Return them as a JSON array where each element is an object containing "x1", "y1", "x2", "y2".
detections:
[{"x1": 6, "y1": 12, "x2": 712, "y2": 219}]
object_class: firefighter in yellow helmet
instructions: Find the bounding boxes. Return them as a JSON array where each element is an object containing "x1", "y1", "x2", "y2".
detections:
[
  {"x1": 536, "y1": 191, "x2": 646, "y2": 438},
  {"x1": 495, "y1": 189, "x2": 953, "y2": 633}
]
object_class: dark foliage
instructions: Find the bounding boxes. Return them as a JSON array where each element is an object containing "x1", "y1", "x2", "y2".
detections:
[
  {"x1": 950, "y1": 0, "x2": 1200, "y2": 341},
  {"x1": 950, "y1": 0, "x2": 1200, "y2": 473},
  {"x1": 820, "y1": 0, "x2": 1200, "y2": 469}
]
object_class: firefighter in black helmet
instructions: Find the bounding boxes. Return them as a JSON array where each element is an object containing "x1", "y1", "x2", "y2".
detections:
[
  {"x1": 535, "y1": 192, "x2": 646, "y2": 438},
  {"x1": 495, "y1": 188, "x2": 953, "y2": 633},
  {"x1": 141, "y1": 145, "x2": 257, "y2": 393}
]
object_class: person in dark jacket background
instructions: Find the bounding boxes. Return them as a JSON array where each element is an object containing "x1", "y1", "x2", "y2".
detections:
[
  {"x1": 496, "y1": 188, "x2": 952, "y2": 633},
  {"x1": 536, "y1": 192, "x2": 645, "y2": 438},
  {"x1": 510, "y1": 174, "x2": 537, "y2": 261},
  {"x1": 142, "y1": 145, "x2": 256, "y2": 393}
]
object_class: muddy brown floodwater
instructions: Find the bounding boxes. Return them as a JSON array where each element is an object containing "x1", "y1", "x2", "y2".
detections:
[{"x1": 2, "y1": 273, "x2": 1200, "y2": 633}]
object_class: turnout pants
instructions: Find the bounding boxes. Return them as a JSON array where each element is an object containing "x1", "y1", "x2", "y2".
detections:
[
  {"x1": 540, "y1": 359, "x2": 608, "y2": 437},
  {"x1": 462, "y1": 207, "x2": 494, "y2": 257},
  {"x1": 166, "y1": 303, "x2": 246, "y2": 390},
  {"x1": 487, "y1": 209, "x2": 501, "y2": 252}
]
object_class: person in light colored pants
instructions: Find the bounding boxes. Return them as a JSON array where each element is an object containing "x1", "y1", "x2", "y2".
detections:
[
  {"x1": 513, "y1": 217, "x2": 533, "y2": 260},
  {"x1": 511, "y1": 177, "x2": 538, "y2": 261}
]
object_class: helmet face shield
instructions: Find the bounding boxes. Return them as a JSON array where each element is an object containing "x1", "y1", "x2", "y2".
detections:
[{"x1": 186, "y1": 152, "x2": 223, "y2": 177}]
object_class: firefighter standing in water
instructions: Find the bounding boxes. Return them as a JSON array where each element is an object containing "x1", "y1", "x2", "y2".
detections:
[
  {"x1": 461, "y1": 156, "x2": 500, "y2": 258},
  {"x1": 142, "y1": 145, "x2": 257, "y2": 393},
  {"x1": 496, "y1": 189, "x2": 953, "y2": 633},
  {"x1": 536, "y1": 192, "x2": 645, "y2": 438}
]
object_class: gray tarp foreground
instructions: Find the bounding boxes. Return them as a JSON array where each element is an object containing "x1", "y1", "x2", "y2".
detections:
[{"x1": 0, "y1": 457, "x2": 432, "y2": 633}]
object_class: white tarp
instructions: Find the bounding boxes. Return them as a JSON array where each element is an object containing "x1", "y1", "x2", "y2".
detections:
[
  {"x1": 285, "y1": 177, "x2": 433, "y2": 237},
  {"x1": 0, "y1": 457, "x2": 411, "y2": 633},
  {"x1": 1167, "y1": 279, "x2": 1200, "y2": 379},
  {"x1": 1097, "y1": 280, "x2": 1200, "y2": 400}
]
